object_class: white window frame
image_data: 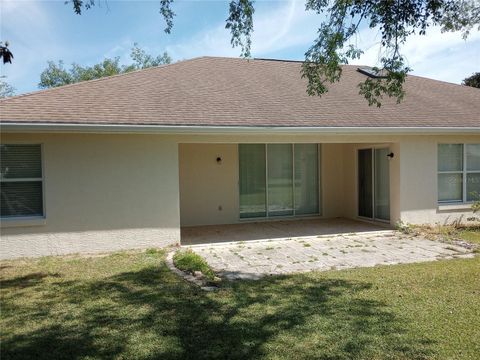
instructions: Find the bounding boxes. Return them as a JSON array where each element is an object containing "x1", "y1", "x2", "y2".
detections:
[
  {"x1": 438, "y1": 143, "x2": 480, "y2": 204},
  {"x1": 0, "y1": 144, "x2": 46, "y2": 220}
]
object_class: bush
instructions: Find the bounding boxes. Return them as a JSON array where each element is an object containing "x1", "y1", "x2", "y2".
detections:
[
  {"x1": 472, "y1": 201, "x2": 480, "y2": 214},
  {"x1": 173, "y1": 250, "x2": 215, "y2": 280},
  {"x1": 470, "y1": 191, "x2": 480, "y2": 214},
  {"x1": 395, "y1": 220, "x2": 414, "y2": 234}
]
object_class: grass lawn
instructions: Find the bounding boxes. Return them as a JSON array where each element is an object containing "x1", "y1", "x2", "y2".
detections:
[
  {"x1": 458, "y1": 229, "x2": 480, "y2": 245},
  {"x1": 1, "y1": 250, "x2": 479, "y2": 360}
]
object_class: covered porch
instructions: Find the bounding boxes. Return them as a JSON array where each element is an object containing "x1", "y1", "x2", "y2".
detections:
[{"x1": 178, "y1": 141, "x2": 400, "y2": 245}]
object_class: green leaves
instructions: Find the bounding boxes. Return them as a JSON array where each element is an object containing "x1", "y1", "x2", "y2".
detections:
[
  {"x1": 0, "y1": 77, "x2": 15, "y2": 98},
  {"x1": 160, "y1": 0, "x2": 176, "y2": 34},
  {"x1": 130, "y1": 43, "x2": 172, "y2": 69},
  {"x1": 358, "y1": 58, "x2": 410, "y2": 107},
  {"x1": 38, "y1": 44, "x2": 172, "y2": 89},
  {"x1": 67, "y1": 0, "x2": 95, "y2": 15},
  {"x1": 462, "y1": 72, "x2": 480, "y2": 88},
  {"x1": 226, "y1": 0, "x2": 255, "y2": 58},
  {"x1": 301, "y1": 0, "x2": 478, "y2": 105},
  {"x1": 440, "y1": 0, "x2": 480, "y2": 39},
  {"x1": 39, "y1": 60, "x2": 75, "y2": 88},
  {"x1": 38, "y1": 58, "x2": 124, "y2": 88}
]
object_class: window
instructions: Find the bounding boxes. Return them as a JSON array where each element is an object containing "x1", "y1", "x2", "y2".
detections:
[
  {"x1": 438, "y1": 144, "x2": 480, "y2": 203},
  {"x1": 1, "y1": 144, "x2": 44, "y2": 218},
  {"x1": 239, "y1": 144, "x2": 320, "y2": 218}
]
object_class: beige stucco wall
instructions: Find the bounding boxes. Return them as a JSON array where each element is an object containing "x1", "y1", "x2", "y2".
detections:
[
  {"x1": 0, "y1": 133, "x2": 180, "y2": 259},
  {"x1": 2, "y1": 132, "x2": 479, "y2": 259},
  {"x1": 179, "y1": 144, "x2": 239, "y2": 226},
  {"x1": 321, "y1": 144, "x2": 344, "y2": 218},
  {"x1": 397, "y1": 136, "x2": 479, "y2": 225}
]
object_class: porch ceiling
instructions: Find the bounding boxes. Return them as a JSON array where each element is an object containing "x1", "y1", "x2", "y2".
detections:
[{"x1": 180, "y1": 218, "x2": 391, "y2": 246}]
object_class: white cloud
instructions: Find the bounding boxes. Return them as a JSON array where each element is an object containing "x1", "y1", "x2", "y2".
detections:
[
  {"x1": 102, "y1": 37, "x2": 136, "y2": 65},
  {"x1": 166, "y1": 0, "x2": 320, "y2": 59}
]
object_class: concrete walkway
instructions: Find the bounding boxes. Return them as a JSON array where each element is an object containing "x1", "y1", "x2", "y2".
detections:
[{"x1": 188, "y1": 231, "x2": 473, "y2": 280}]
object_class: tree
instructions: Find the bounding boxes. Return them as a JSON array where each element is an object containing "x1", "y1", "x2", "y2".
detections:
[
  {"x1": 39, "y1": 44, "x2": 171, "y2": 89},
  {"x1": 0, "y1": 77, "x2": 15, "y2": 98},
  {"x1": 129, "y1": 44, "x2": 172, "y2": 69},
  {"x1": 68, "y1": 0, "x2": 480, "y2": 106},
  {"x1": 462, "y1": 72, "x2": 480, "y2": 88}
]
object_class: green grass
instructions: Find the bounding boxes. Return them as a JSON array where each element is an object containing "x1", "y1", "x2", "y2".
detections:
[
  {"x1": 1, "y1": 250, "x2": 479, "y2": 359},
  {"x1": 458, "y1": 230, "x2": 480, "y2": 245},
  {"x1": 173, "y1": 249, "x2": 215, "y2": 280}
]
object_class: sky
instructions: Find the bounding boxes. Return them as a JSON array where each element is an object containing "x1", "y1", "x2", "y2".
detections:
[{"x1": 1, "y1": 0, "x2": 479, "y2": 95}]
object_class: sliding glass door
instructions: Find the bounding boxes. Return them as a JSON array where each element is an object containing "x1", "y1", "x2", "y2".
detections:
[
  {"x1": 239, "y1": 144, "x2": 266, "y2": 218},
  {"x1": 267, "y1": 144, "x2": 294, "y2": 216},
  {"x1": 239, "y1": 144, "x2": 320, "y2": 219},
  {"x1": 295, "y1": 144, "x2": 319, "y2": 215},
  {"x1": 358, "y1": 149, "x2": 373, "y2": 218},
  {"x1": 358, "y1": 147, "x2": 390, "y2": 221}
]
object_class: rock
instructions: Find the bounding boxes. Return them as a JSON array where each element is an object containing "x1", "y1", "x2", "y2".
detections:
[
  {"x1": 201, "y1": 286, "x2": 218, "y2": 292},
  {"x1": 194, "y1": 271, "x2": 204, "y2": 279}
]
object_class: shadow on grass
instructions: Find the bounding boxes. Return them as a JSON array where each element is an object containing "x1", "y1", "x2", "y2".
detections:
[
  {"x1": 0, "y1": 272, "x2": 60, "y2": 289},
  {"x1": 1, "y1": 262, "x2": 435, "y2": 360}
]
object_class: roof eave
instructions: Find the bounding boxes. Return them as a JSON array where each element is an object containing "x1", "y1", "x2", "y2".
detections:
[{"x1": 1, "y1": 122, "x2": 480, "y2": 135}]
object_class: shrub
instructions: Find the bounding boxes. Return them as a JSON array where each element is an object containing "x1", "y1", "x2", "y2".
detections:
[
  {"x1": 470, "y1": 191, "x2": 480, "y2": 214},
  {"x1": 395, "y1": 220, "x2": 414, "y2": 234},
  {"x1": 472, "y1": 201, "x2": 480, "y2": 214}
]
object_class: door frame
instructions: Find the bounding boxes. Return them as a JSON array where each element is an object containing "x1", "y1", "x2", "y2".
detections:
[{"x1": 357, "y1": 146, "x2": 391, "y2": 223}]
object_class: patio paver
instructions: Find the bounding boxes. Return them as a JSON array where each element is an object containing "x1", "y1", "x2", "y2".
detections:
[
  {"x1": 186, "y1": 231, "x2": 473, "y2": 280},
  {"x1": 181, "y1": 218, "x2": 390, "y2": 245}
]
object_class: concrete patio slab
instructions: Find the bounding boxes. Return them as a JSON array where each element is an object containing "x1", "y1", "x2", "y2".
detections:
[
  {"x1": 186, "y1": 230, "x2": 473, "y2": 280},
  {"x1": 181, "y1": 218, "x2": 391, "y2": 245}
]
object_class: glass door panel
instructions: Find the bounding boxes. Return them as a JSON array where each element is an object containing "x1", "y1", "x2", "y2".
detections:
[
  {"x1": 358, "y1": 149, "x2": 373, "y2": 218},
  {"x1": 294, "y1": 144, "x2": 319, "y2": 215},
  {"x1": 239, "y1": 144, "x2": 266, "y2": 218},
  {"x1": 374, "y1": 148, "x2": 390, "y2": 221},
  {"x1": 267, "y1": 144, "x2": 293, "y2": 216}
]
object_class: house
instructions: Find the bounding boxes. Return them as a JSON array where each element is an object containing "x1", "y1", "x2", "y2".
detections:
[{"x1": 1, "y1": 57, "x2": 479, "y2": 259}]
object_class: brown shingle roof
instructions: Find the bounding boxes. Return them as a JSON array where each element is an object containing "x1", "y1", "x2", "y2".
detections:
[{"x1": 1, "y1": 56, "x2": 479, "y2": 128}]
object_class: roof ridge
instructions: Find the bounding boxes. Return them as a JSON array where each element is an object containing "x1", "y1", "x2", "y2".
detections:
[
  {"x1": 253, "y1": 58, "x2": 304, "y2": 63},
  {"x1": 0, "y1": 56, "x2": 208, "y2": 102}
]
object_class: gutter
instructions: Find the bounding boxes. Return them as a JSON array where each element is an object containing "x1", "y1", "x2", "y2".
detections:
[{"x1": 1, "y1": 122, "x2": 480, "y2": 135}]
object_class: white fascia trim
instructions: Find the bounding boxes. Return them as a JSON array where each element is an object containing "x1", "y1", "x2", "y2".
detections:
[{"x1": 1, "y1": 122, "x2": 480, "y2": 135}]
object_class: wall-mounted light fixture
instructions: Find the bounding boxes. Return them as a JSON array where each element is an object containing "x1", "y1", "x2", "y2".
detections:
[
  {"x1": 216, "y1": 156, "x2": 223, "y2": 164},
  {"x1": 387, "y1": 152, "x2": 394, "y2": 159}
]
